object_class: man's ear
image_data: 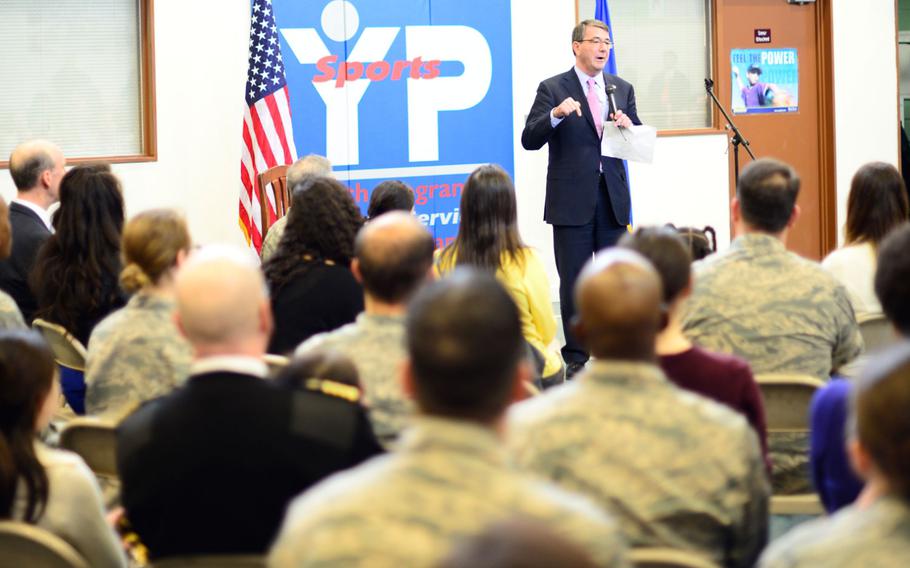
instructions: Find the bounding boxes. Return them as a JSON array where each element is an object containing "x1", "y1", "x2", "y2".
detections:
[
  {"x1": 259, "y1": 298, "x2": 274, "y2": 338},
  {"x1": 401, "y1": 359, "x2": 417, "y2": 400},
  {"x1": 731, "y1": 197, "x2": 741, "y2": 224},
  {"x1": 510, "y1": 360, "x2": 534, "y2": 403},
  {"x1": 847, "y1": 437, "x2": 873, "y2": 482},
  {"x1": 351, "y1": 258, "x2": 364, "y2": 284},
  {"x1": 39, "y1": 168, "x2": 53, "y2": 190},
  {"x1": 571, "y1": 316, "x2": 586, "y2": 350},
  {"x1": 787, "y1": 204, "x2": 801, "y2": 229},
  {"x1": 173, "y1": 312, "x2": 189, "y2": 340}
]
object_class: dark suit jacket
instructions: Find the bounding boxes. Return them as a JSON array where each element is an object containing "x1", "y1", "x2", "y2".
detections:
[
  {"x1": 116, "y1": 369, "x2": 383, "y2": 559},
  {"x1": 0, "y1": 202, "x2": 50, "y2": 321},
  {"x1": 521, "y1": 68, "x2": 640, "y2": 226}
]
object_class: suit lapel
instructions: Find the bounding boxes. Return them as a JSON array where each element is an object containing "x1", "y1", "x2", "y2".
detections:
[{"x1": 561, "y1": 68, "x2": 598, "y2": 136}]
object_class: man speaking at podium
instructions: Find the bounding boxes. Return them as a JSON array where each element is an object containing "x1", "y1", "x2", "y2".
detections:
[{"x1": 521, "y1": 18, "x2": 641, "y2": 377}]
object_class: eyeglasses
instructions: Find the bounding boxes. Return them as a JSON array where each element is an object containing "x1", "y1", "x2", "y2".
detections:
[{"x1": 578, "y1": 38, "x2": 613, "y2": 47}]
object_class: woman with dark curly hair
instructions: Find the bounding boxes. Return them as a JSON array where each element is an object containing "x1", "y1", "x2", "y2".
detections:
[
  {"x1": 30, "y1": 164, "x2": 127, "y2": 347},
  {"x1": 264, "y1": 176, "x2": 365, "y2": 354}
]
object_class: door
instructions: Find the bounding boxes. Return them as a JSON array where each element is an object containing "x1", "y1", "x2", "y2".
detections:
[{"x1": 715, "y1": 0, "x2": 835, "y2": 260}]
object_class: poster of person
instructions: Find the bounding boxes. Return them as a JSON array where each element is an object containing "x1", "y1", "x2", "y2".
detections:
[{"x1": 730, "y1": 48, "x2": 799, "y2": 114}]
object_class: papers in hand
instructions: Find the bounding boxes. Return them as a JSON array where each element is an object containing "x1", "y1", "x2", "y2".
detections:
[{"x1": 601, "y1": 123, "x2": 657, "y2": 163}]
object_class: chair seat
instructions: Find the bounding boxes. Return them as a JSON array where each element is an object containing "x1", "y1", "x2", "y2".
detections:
[{"x1": 0, "y1": 521, "x2": 89, "y2": 568}]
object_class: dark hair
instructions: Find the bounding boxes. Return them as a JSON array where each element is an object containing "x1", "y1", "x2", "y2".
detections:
[
  {"x1": 354, "y1": 217, "x2": 435, "y2": 303},
  {"x1": 851, "y1": 342, "x2": 910, "y2": 501},
  {"x1": 747, "y1": 65, "x2": 762, "y2": 75},
  {"x1": 875, "y1": 223, "x2": 910, "y2": 336},
  {"x1": 367, "y1": 180, "x2": 415, "y2": 220},
  {"x1": 671, "y1": 225, "x2": 716, "y2": 261},
  {"x1": 263, "y1": 177, "x2": 364, "y2": 294},
  {"x1": 407, "y1": 268, "x2": 524, "y2": 422},
  {"x1": 438, "y1": 165, "x2": 525, "y2": 272},
  {"x1": 274, "y1": 350, "x2": 360, "y2": 389},
  {"x1": 736, "y1": 158, "x2": 800, "y2": 233},
  {"x1": 0, "y1": 330, "x2": 56, "y2": 522},
  {"x1": 845, "y1": 162, "x2": 909, "y2": 246},
  {"x1": 31, "y1": 164, "x2": 125, "y2": 340},
  {"x1": 619, "y1": 227, "x2": 691, "y2": 303},
  {"x1": 9, "y1": 151, "x2": 54, "y2": 191}
]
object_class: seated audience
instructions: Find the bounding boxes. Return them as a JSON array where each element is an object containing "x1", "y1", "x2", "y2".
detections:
[
  {"x1": 436, "y1": 165, "x2": 563, "y2": 387},
  {"x1": 260, "y1": 154, "x2": 333, "y2": 261},
  {"x1": 116, "y1": 246, "x2": 378, "y2": 560},
  {"x1": 619, "y1": 226, "x2": 769, "y2": 468},
  {"x1": 509, "y1": 249, "x2": 769, "y2": 567},
  {"x1": 0, "y1": 140, "x2": 65, "y2": 322},
  {"x1": 31, "y1": 164, "x2": 128, "y2": 346},
  {"x1": 811, "y1": 223, "x2": 910, "y2": 513},
  {"x1": 85, "y1": 209, "x2": 194, "y2": 419},
  {"x1": 269, "y1": 269, "x2": 629, "y2": 567},
  {"x1": 367, "y1": 179, "x2": 415, "y2": 220},
  {"x1": 264, "y1": 176, "x2": 364, "y2": 354},
  {"x1": 0, "y1": 329, "x2": 125, "y2": 567},
  {"x1": 761, "y1": 341, "x2": 910, "y2": 567},
  {"x1": 682, "y1": 158, "x2": 863, "y2": 493},
  {"x1": 822, "y1": 162, "x2": 908, "y2": 322},
  {"x1": 0, "y1": 197, "x2": 26, "y2": 329},
  {"x1": 296, "y1": 212, "x2": 434, "y2": 446}
]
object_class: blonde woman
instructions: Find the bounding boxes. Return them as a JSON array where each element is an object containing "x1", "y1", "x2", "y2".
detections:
[{"x1": 85, "y1": 209, "x2": 193, "y2": 418}]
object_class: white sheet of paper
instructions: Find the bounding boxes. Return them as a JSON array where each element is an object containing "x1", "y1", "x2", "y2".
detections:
[{"x1": 600, "y1": 124, "x2": 657, "y2": 163}]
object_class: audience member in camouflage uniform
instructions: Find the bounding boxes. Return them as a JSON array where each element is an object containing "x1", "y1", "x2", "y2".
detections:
[
  {"x1": 509, "y1": 249, "x2": 769, "y2": 568},
  {"x1": 682, "y1": 158, "x2": 863, "y2": 493},
  {"x1": 270, "y1": 269, "x2": 630, "y2": 568},
  {"x1": 85, "y1": 210, "x2": 193, "y2": 419},
  {"x1": 260, "y1": 154, "x2": 333, "y2": 261},
  {"x1": 0, "y1": 197, "x2": 25, "y2": 330},
  {"x1": 295, "y1": 212, "x2": 434, "y2": 446},
  {"x1": 760, "y1": 341, "x2": 910, "y2": 568}
]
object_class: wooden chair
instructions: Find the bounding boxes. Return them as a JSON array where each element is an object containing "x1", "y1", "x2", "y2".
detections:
[
  {"x1": 0, "y1": 521, "x2": 89, "y2": 568},
  {"x1": 32, "y1": 318, "x2": 87, "y2": 372},
  {"x1": 755, "y1": 373, "x2": 827, "y2": 515},
  {"x1": 628, "y1": 547, "x2": 721, "y2": 568},
  {"x1": 59, "y1": 417, "x2": 119, "y2": 479},
  {"x1": 151, "y1": 556, "x2": 266, "y2": 567},
  {"x1": 256, "y1": 165, "x2": 290, "y2": 238}
]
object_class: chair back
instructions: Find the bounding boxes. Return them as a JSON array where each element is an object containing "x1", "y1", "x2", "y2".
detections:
[
  {"x1": 151, "y1": 556, "x2": 266, "y2": 568},
  {"x1": 0, "y1": 521, "x2": 89, "y2": 568},
  {"x1": 257, "y1": 165, "x2": 290, "y2": 237},
  {"x1": 58, "y1": 417, "x2": 119, "y2": 478},
  {"x1": 858, "y1": 314, "x2": 896, "y2": 353},
  {"x1": 32, "y1": 319, "x2": 87, "y2": 371},
  {"x1": 628, "y1": 547, "x2": 720, "y2": 568}
]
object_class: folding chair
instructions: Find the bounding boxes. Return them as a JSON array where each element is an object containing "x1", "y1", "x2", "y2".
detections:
[
  {"x1": 0, "y1": 521, "x2": 89, "y2": 568},
  {"x1": 151, "y1": 555, "x2": 266, "y2": 567},
  {"x1": 628, "y1": 547, "x2": 721, "y2": 568},
  {"x1": 32, "y1": 318, "x2": 88, "y2": 414}
]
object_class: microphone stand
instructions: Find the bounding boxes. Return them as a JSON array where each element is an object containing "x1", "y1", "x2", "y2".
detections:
[{"x1": 705, "y1": 78, "x2": 755, "y2": 185}]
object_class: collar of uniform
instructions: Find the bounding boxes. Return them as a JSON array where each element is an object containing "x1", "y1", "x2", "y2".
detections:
[
  {"x1": 573, "y1": 66, "x2": 602, "y2": 92},
  {"x1": 11, "y1": 198, "x2": 53, "y2": 230},
  {"x1": 583, "y1": 360, "x2": 668, "y2": 387},
  {"x1": 127, "y1": 291, "x2": 176, "y2": 312},
  {"x1": 190, "y1": 355, "x2": 268, "y2": 379},
  {"x1": 398, "y1": 416, "x2": 505, "y2": 465},
  {"x1": 357, "y1": 312, "x2": 405, "y2": 329},
  {"x1": 730, "y1": 233, "x2": 787, "y2": 256}
]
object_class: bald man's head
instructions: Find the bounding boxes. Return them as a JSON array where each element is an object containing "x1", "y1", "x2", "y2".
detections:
[
  {"x1": 8, "y1": 140, "x2": 65, "y2": 204},
  {"x1": 354, "y1": 211, "x2": 435, "y2": 304},
  {"x1": 175, "y1": 246, "x2": 272, "y2": 356},
  {"x1": 573, "y1": 249, "x2": 664, "y2": 361}
]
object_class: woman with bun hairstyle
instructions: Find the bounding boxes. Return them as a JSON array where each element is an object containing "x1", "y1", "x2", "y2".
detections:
[
  {"x1": 0, "y1": 329, "x2": 126, "y2": 567},
  {"x1": 85, "y1": 209, "x2": 193, "y2": 418}
]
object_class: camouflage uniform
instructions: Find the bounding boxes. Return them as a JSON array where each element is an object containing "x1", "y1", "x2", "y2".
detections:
[
  {"x1": 759, "y1": 496, "x2": 910, "y2": 567},
  {"x1": 260, "y1": 216, "x2": 287, "y2": 262},
  {"x1": 682, "y1": 234, "x2": 864, "y2": 493},
  {"x1": 85, "y1": 293, "x2": 192, "y2": 419},
  {"x1": 269, "y1": 417, "x2": 630, "y2": 568},
  {"x1": 0, "y1": 289, "x2": 25, "y2": 330},
  {"x1": 508, "y1": 361, "x2": 769, "y2": 568},
  {"x1": 296, "y1": 313, "x2": 412, "y2": 446}
]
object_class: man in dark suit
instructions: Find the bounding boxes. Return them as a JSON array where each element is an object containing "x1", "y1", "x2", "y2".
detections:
[
  {"x1": 1, "y1": 140, "x2": 65, "y2": 322},
  {"x1": 521, "y1": 19, "x2": 641, "y2": 377},
  {"x1": 116, "y1": 246, "x2": 382, "y2": 560}
]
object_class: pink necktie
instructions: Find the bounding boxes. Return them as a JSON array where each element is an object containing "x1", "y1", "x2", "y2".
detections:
[{"x1": 586, "y1": 77, "x2": 603, "y2": 139}]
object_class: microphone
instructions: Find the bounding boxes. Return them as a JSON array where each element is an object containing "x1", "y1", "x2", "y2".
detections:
[{"x1": 605, "y1": 84, "x2": 619, "y2": 121}]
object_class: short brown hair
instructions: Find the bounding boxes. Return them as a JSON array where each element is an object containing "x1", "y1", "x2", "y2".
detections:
[
  {"x1": 845, "y1": 162, "x2": 909, "y2": 246},
  {"x1": 120, "y1": 209, "x2": 191, "y2": 292}
]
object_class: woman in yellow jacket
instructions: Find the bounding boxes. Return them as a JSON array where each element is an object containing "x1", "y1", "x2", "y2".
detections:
[{"x1": 435, "y1": 164, "x2": 564, "y2": 388}]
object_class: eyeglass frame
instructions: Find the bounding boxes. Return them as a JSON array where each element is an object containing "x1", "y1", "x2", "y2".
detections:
[{"x1": 576, "y1": 38, "x2": 613, "y2": 47}]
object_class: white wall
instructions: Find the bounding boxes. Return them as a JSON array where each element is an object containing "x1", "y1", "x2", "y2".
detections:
[{"x1": 0, "y1": 0, "x2": 899, "y2": 286}]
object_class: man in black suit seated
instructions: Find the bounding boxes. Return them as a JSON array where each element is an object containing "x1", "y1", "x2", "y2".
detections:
[
  {"x1": 116, "y1": 245, "x2": 382, "y2": 560},
  {"x1": 1, "y1": 140, "x2": 65, "y2": 322}
]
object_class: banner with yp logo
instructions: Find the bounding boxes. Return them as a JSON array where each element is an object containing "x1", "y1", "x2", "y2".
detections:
[{"x1": 274, "y1": 0, "x2": 514, "y2": 246}]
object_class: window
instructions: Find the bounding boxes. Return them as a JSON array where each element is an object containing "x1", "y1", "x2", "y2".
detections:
[
  {"x1": 577, "y1": 0, "x2": 713, "y2": 131},
  {"x1": 0, "y1": 0, "x2": 156, "y2": 164}
]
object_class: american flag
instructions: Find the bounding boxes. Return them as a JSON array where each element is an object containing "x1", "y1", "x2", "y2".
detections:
[{"x1": 239, "y1": 0, "x2": 297, "y2": 251}]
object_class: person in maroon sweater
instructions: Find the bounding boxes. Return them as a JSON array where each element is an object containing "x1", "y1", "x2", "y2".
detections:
[{"x1": 619, "y1": 227, "x2": 770, "y2": 470}]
